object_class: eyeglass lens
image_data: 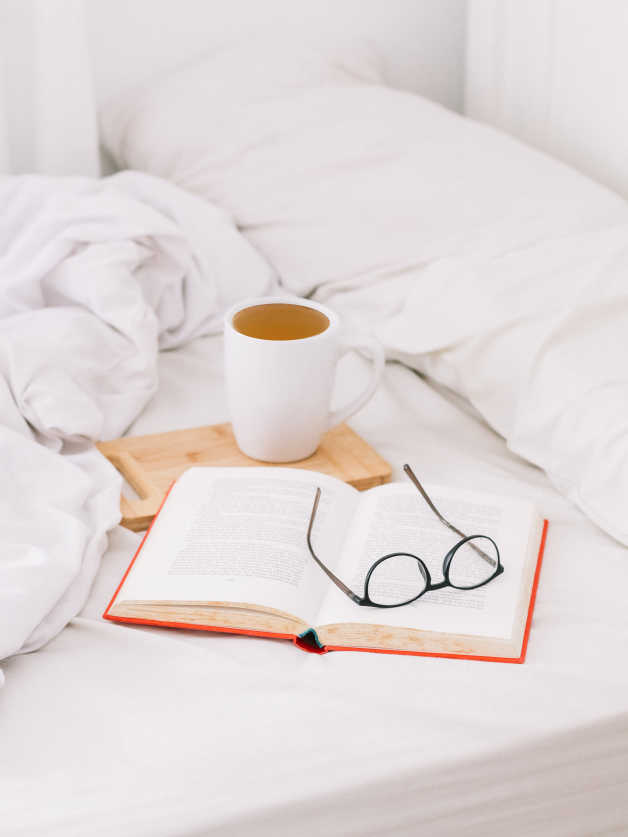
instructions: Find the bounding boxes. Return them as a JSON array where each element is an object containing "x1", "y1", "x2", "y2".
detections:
[
  {"x1": 366, "y1": 554, "x2": 428, "y2": 606},
  {"x1": 448, "y1": 536, "x2": 499, "y2": 589}
]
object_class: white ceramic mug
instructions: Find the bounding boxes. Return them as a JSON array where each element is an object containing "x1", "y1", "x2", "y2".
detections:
[{"x1": 224, "y1": 296, "x2": 384, "y2": 462}]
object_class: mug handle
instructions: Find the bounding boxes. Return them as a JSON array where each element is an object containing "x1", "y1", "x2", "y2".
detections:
[{"x1": 328, "y1": 334, "x2": 385, "y2": 429}]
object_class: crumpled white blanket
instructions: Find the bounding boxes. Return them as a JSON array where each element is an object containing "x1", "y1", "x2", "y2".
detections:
[
  {"x1": 320, "y1": 220, "x2": 628, "y2": 548},
  {"x1": 100, "y1": 40, "x2": 628, "y2": 550},
  {"x1": 0, "y1": 171, "x2": 275, "y2": 677}
]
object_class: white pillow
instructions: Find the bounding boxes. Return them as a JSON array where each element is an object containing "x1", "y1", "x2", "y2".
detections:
[
  {"x1": 102, "y1": 41, "x2": 628, "y2": 544},
  {"x1": 102, "y1": 41, "x2": 624, "y2": 295}
]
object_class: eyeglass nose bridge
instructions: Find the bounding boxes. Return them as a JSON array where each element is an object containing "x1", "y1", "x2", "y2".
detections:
[{"x1": 426, "y1": 579, "x2": 449, "y2": 591}]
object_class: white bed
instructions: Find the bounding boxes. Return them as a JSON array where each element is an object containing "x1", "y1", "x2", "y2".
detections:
[
  {"x1": 2, "y1": 3, "x2": 628, "y2": 835},
  {"x1": 2, "y1": 339, "x2": 628, "y2": 836}
]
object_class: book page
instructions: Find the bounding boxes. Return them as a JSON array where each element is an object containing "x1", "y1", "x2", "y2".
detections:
[
  {"x1": 115, "y1": 467, "x2": 359, "y2": 625},
  {"x1": 315, "y1": 482, "x2": 538, "y2": 639}
]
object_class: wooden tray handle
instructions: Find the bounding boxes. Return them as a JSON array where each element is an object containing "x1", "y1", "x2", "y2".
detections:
[{"x1": 108, "y1": 452, "x2": 163, "y2": 532}]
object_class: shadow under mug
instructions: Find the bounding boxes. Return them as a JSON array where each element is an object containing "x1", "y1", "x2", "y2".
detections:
[{"x1": 224, "y1": 296, "x2": 385, "y2": 462}]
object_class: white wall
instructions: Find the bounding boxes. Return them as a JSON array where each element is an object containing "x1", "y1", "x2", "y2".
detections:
[
  {"x1": 0, "y1": 0, "x2": 466, "y2": 175},
  {"x1": 0, "y1": 0, "x2": 98, "y2": 175},
  {"x1": 85, "y1": 0, "x2": 466, "y2": 111},
  {"x1": 5, "y1": 0, "x2": 628, "y2": 198},
  {"x1": 466, "y1": 0, "x2": 628, "y2": 199}
]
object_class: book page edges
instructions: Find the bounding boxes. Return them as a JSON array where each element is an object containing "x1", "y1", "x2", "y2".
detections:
[
  {"x1": 105, "y1": 602, "x2": 329, "y2": 651},
  {"x1": 316, "y1": 623, "x2": 518, "y2": 659},
  {"x1": 107, "y1": 600, "x2": 309, "y2": 637},
  {"x1": 103, "y1": 479, "x2": 177, "y2": 620}
]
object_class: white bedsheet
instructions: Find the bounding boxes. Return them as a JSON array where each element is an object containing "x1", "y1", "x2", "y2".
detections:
[{"x1": 2, "y1": 337, "x2": 627, "y2": 836}]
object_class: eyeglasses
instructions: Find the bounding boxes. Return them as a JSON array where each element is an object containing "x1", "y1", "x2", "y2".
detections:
[{"x1": 306, "y1": 464, "x2": 503, "y2": 608}]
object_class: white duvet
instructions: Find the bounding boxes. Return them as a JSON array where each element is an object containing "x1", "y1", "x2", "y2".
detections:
[
  {"x1": 5, "y1": 41, "x2": 628, "y2": 681},
  {"x1": 102, "y1": 40, "x2": 628, "y2": 548},
  {"x1": 0, "y1": 172, "x2": 274, "y2": 670}
]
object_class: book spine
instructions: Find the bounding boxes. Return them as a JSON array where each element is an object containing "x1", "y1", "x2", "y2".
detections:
[{"x1": 295, "y1": 628, "x2": 327, "y2": 654}]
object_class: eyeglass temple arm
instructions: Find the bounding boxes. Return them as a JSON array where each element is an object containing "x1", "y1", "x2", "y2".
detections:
[
  {"x1": 307, "y1": 488, "x2": 363, "y2": 604},
  {"x1": 403, "y1": 464, "x2": 497, "y2": 569}
]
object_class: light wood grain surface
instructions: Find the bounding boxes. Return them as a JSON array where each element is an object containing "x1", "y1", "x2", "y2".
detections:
[{"x1": 97, "y1": 422, "x2": 391, "y2": 532}]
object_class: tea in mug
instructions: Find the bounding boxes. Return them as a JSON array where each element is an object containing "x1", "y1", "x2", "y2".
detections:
[{"x1": 233, "y1": 303, "x2": 330, "y2": 341}]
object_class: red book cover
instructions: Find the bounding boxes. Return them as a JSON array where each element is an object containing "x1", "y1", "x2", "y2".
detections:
[{"x1": 104, "y1": 483, "x2": 548, "y2": 664}]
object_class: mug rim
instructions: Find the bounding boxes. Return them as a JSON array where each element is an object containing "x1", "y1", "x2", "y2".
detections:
[{"x1": 224, "y1": 296, "x2": 338, "y2": 344}]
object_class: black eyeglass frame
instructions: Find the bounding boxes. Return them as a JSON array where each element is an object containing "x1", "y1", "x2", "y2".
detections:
[{"x1": 306, "y1": 464, "x2": 504, "y2": 609}]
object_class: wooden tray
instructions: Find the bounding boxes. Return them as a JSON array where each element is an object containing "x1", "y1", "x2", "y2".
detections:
[{"x1": 97, "y1": 422, "x2": 391, "y2": 532}]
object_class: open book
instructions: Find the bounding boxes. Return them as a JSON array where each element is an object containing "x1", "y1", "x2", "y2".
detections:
[{"x1": 104, "y1": 467, "x2": 547, "y2": 662}]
